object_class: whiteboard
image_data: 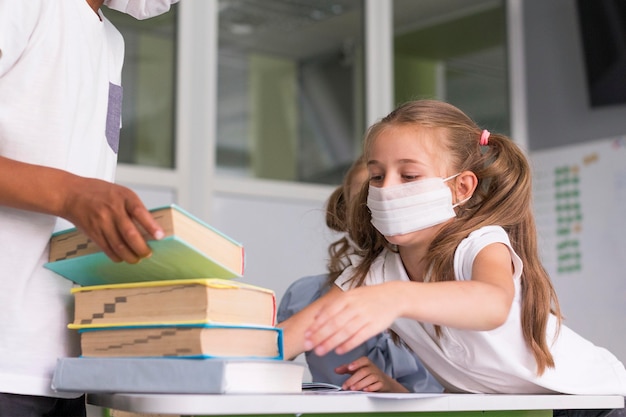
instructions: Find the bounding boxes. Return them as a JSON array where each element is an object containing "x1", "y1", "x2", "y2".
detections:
[{"x1": 532, "y1": 136, "x2": 626, "y2": 362}]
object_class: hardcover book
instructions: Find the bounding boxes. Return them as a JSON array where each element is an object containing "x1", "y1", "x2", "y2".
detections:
[
  {"x1": 52, "y1": 357, "x2": 304, "y2": 394},
  {"x1": 78, "y1": 323, "x2": 284, "y2": 359},
  {"x1": 70, "y1": 278, "x2": 276, "y2": 329},
  {"x1": 45, "y1": 204, "x2": 245, "y2": 286}
]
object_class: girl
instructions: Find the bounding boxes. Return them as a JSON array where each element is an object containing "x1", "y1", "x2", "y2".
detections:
[
  {"x1": 283, "y1": 100, "x2": 626, "y2": 402},
  {"x1": 279, "y1": 156, "x2": 442, "y2": 393}
]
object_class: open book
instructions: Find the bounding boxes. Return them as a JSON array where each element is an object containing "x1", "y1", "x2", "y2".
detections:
[{"x1": 302, "y1": 381, "x2": 343, "y2": 391}]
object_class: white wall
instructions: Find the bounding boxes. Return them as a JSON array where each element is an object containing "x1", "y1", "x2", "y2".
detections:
[
  {"x1": 524, "y1": 0, "x2": 626, "y2": 361},
  {"x1": 524, "y1": 0, "x2": 626, "y2": 151},
  {"x1": 210, "y1": 190, "x2": 339, "y2": 302},
  {"x1": 532, "y1": 137, "x2": 626, "y2": 363}
]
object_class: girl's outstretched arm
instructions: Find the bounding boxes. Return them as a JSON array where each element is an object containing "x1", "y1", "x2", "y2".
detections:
[
  {"x1": 277, "y1": 284, "x2": 344, "y2": 360},
  {"x1": 304, "y1": 242, "x2": 515, "y2": 356}
]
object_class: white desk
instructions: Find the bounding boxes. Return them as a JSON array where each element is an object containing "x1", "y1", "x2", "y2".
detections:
[{"x1": 89, "y1": 392, "x2": 624, "y2": 416}]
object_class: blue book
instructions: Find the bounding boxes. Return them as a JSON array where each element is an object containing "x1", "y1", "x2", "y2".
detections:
[
  {"x1": 52, "y1": 357, "x2": 304, "y2": 394},
  {"x1": 45, "y1": 204, "x2": 245, "y2": 286}
]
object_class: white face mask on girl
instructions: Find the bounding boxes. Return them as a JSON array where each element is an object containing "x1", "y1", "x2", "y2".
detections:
[
  {"x1": 367, "y1": 174, "x2": 463, "y2": 236},
  {"x1": 104, "y1": 0, "x2": 178, "y2": 20}
]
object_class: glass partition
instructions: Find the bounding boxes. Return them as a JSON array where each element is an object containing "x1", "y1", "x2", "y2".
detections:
[
  {"x1": 393, "y1": 0, "x2": 509, "y2": 135},
  {"x1": 103, "y1": 0, "x2": 510, "y2": 186},
  {"x1": 216, "y1": 0, "x2": 365, "y2": 185}
]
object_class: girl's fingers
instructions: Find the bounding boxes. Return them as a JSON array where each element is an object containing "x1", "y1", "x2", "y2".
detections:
[
  {"x1": 346, "y1": 356, "x2": 370, "y2": 371},
  {"x1": 346, "y1": 373, "x2": 381, "y2": 392},
  {"x1": 357, "y1": 376, "x2": 382, "y2": 392},
  {"x1": 311, "y1": 319, "x2": 369, "y2": 356},
  {"x1": 305, "y1": 287, "x2": 394, "y2": 355},
  {"x1": 334, "y1": 325, "x2": 373, "y2": 354},
  {"x1": 342, "y1": 368, "x2": 367, "y2": 390},
  {"x1": 305, "y1": 305, "x2": 353, "y2": 351}
]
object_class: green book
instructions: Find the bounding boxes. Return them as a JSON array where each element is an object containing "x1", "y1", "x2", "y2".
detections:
[{"x1": 45, "y1": 204, "x2": 244, "y2": 286}]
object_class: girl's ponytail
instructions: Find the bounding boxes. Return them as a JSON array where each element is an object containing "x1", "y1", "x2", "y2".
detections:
[{"x1": 464, "y1": 131, "x2": 562, "y2": 375}]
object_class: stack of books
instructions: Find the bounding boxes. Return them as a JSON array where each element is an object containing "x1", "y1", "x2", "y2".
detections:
[{"x1": 48, "y1": 204, "x2": 303, "y2": 394}]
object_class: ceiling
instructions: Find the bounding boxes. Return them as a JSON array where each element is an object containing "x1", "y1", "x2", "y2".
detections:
[{"x1": 218, "y1": 0, "x2": 502, "y2": 60}]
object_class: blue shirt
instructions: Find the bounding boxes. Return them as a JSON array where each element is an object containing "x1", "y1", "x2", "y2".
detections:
[{"x1": 278, "y1": 274, "x2": 443, "y2": 392}]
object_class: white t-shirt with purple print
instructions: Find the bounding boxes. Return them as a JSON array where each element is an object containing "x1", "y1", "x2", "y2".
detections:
[{"x1": 0, "y1": 0, "x2": 123, "y2": 397}]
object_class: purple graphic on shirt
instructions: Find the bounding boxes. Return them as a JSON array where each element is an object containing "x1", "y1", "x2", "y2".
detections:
[{"x1": 106, "y1": 82, "x2": 123, "y2": 154}]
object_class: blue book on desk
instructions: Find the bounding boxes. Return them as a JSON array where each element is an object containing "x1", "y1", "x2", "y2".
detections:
[{"x1": 52, "y1": 357, "x2": 304, "y2": 394}]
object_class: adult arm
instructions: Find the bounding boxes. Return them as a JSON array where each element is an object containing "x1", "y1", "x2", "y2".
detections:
[{"x1": 0, "y1": 156, "x2": 163, "y2": 263}]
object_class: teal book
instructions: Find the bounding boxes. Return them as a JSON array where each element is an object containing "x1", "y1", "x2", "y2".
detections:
[
  {"x1": 78, "y1": 323, "x2": 284, "y2": 360},
  {"x1": 45, "y1": 204, "x2": 244, "y2": 286}
]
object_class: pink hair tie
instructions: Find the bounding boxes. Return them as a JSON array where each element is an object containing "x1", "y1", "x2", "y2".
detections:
[{"x1": 480, "y1": 129, "x2": 490, "y2": 146}]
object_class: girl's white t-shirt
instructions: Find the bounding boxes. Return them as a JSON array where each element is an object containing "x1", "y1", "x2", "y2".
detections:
[
  {"x1": 0, "y1": 1, "x2": 123, "y2": 397},
  {"x1": 336, "y1": 225, "x2": 626, "y2": 395}
]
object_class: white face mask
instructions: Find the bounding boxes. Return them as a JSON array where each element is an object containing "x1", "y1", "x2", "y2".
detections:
[
  {"x1": 367, "y1": 174, "x2": 462, "y2": 237},
  {"x1": 104, "y1": 0, "x2": 178, "y2": 20}
]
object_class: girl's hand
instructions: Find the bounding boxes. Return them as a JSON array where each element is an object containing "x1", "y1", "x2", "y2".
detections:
[
  {"x1": 336, "y1": 356, "x2": 409, "y2": 393},
  {"x1": 304, "y1": 283, "x2": 403, "y2": 356}
]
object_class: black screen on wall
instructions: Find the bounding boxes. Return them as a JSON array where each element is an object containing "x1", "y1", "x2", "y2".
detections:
[{"x1": 576, "y1": 0, "x2": 626, "y2": 108}]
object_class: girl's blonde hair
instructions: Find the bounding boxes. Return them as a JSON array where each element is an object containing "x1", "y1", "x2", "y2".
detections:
[
  {"x1": 325, "y1": 155, "x2": 367, "y2": 283},
  {"x1": 347, "y1": 100, "x2": 562, "y2": 375}
]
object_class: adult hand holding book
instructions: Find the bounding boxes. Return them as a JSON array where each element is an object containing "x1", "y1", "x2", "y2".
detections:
[
  {"x1": 46, "y1": 204, "x2": 245, "y2": 286},
  {"x1": 58, "y1": 176, "x2": 165, "y2": 264}
]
